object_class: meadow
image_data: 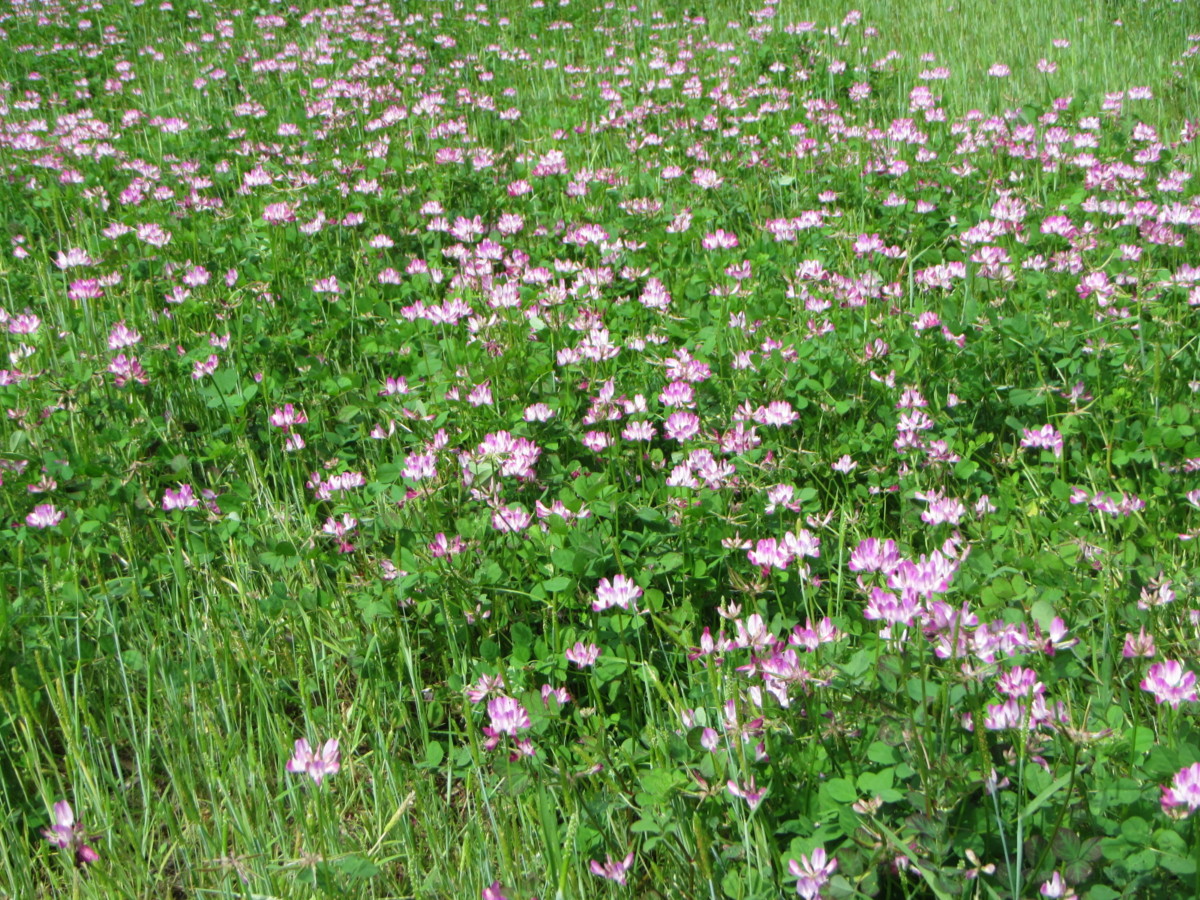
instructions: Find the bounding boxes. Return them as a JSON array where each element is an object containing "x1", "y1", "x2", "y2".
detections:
[{"x1": 2, "y1": 0, "x2": 1200, "y2": 897}]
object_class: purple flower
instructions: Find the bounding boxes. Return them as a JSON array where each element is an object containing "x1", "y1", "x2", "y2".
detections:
[
  {"x1": 589, "y1": 852, "x2": 634, "y2": 885},
  {"x1": 1021, "y1": 424, "x2": 1064, "y2": 458},
  {"x1": 162, "y1": 484, "x2": 200, "y2": 511},
  {"x1": 287, "y1": 738, "x2": 340, "y2": 785},
  {"x1": 482, "y1": 882, "x2": 510, "y2": 900},
  {"x1": 482, "y1": 696, "x2": 534, "y2": 760},
  {"x1": 727, "y1": 775, "x2": 766, "y2": 810},
  {"x1": 42, "y1": 800, "x2": 99, "y2": 866}
]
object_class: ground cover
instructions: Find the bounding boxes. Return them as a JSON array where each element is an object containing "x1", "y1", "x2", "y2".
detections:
[{"x1": 2, "y1": 0, "x2": 1200, "y2": 897}]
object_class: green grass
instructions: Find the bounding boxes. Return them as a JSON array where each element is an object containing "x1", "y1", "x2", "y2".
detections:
[{"x1": 1, "y1": 0, "x2": 1199, "y2": 898}]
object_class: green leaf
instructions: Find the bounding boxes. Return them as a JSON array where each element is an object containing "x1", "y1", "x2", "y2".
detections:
[
  {"x1": 417, "y1": 741, "x2": 444, "y2": 769},
  {"x1": 820, "y1": 777, "x2": 858, "y2": 805},
  {"x1": 335, "y1": 855, "x2": 381, "y2": 879},
  {"x1": 866, "y1": 742, "x2": 900, "y2": 765},
  {"x1": 1118, "y1": 816, "x2": 1149, "y2": 845},
  {"x1": 510, "y1": 622, "x2": 534, "y2": 649}
]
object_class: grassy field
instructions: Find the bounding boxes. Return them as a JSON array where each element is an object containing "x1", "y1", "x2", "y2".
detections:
[{"x1": 2, "y1": 0, "x2": 1200, "y2": 897}]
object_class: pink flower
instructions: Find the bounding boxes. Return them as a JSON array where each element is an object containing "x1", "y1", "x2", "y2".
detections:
[
  {"x1": 108, "y1": 354, "x2": 148, "y2": 387},
  {"x1": 565, "y1": 642, "x2": 601, "y2": 668},
  {"x1": 467, "y1": 382, "x2": 493, "y2": 406},
  {"x1": 108, "y1": 321, "x2": 141, "y2": 349},
  {"x1": 313, "y1": 276, "x2": 342, "y2": 295},
  {"x1": 403, "y1": 453, "x2": 437, "y2": 481},
  {"x1": 26, "y1": 503, "x2": 65, "y2": 529},
  {"x1": 162, "y1": 484, "x2": 200, "y2": 511},
  {"x1": 486, "y1": 696, "x2": 530, "y2": 735},
  {"x1": 1039, "y1": 871, "x2": 1077, "y2": 899},
  {"x1": 594, "y1": 574, "x2": 642, "y2": 612},
  {"x1": 1123, "y1": 627, "x2": 1156, "y2": 658},
  {"x1": 754, "y1": 401, "x2": 799, "y2": 426},
  {"x1": 491, "y1": 504, "x2": 532, "y2": 533},
  {"x1": 664, "y1": 411, "x2": 700, "y2": 442},
  {"x1": 831, "y1": 455, "x2": 857, "y2": 474},
  {"x1": 748, "y1": 538, "x2": 793, "y2": 572},
  {"x1": 788, "y1": 846, "x2": 837, "y2": 899},
  {"x1": 482, "y1": 882, "x2": 510, "y2": 900},
  {"x1": 191, "y1": 354, "x2": 219, "y2": 380},
  {"x1": 286, "y1": 738, "x2": 340, "y2": 785},
  {"x1": 1021, "y1": 424, "x2": 1064, "y2": 458},
  {"x1": 270, "y1": 404, "x2": 308, "y2": 432},
  {"x1": 702, "y1": 229, "x2": 739, "y2": 250},
  {"x1": 541, "y1": 684, "x2": 571, "y2": 707},
  {"x1": 727, "y1": 775, "x2": 766, "y2": 809},
  {"x1": 589, "y1": 852, "x2": 634, "y2": 885},
  {"x1": 42, "y1": 800, "x2": 99, "y2": 866},
  {"x1": 1141, "y1": 660, "x2": 1198, "y2": 708},
  {"x1": 1161, "y1": 762, "x2": 1200, "y2": 817},
  {"x1": 262, "y1": 202, "x2": 296, "y2": 224}
]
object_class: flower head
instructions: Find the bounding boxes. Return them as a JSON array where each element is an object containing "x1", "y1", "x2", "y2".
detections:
[
  {"x1": 1161, "y1": 762, "x2": 1200, "y2": 818},
  {"x1": 594, "y1": 574, "x2": 642, "y2": 612},
  {"x1": 486, "y1": 696, "x2": 530, "y2": 735},
  {"x1": 42, "y1": 800, "x2": 99, "y2": 866},
  {"x1": 788, "y1": 846, "x2": 838, "y2": 898},
  {"x1": 1141, "y1": 660, "x2": 1198, "y2": 708},
  {"x1": 162, "y1": 483, "x2": 200, "y2": 511},
  {"x1": 1039, "y1": 870, "x2": 1077, "y2": 899},
  {"x1": 589, "y1": 852, "x2": 634, "y2": 885},
  {"x1": 26, "y1": 503, "x2": 65, "y2": 529},
  {"x1": 565, "y1": 641, "x2": 601, "y2": 668},
  {"x1": 286, "y1": 738, "x2": 340, "y2": 785}
]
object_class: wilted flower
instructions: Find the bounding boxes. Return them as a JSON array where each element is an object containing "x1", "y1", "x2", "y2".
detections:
[
  {"x1": 726, "y1": 775, "x2": 766, "y2": 810},
  {"x1": 1123, "y1": 627, "x2": 1156, "y2": 658}
]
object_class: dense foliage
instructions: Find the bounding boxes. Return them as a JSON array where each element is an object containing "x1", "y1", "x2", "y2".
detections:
[{"x1": 2, "y1": 0, "x2": 1199, "y2": 897}]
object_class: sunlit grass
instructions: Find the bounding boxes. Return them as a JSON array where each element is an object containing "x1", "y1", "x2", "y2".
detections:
[{"x1": 0, "y1": 1, "x2": 1198, "y2": 898}]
